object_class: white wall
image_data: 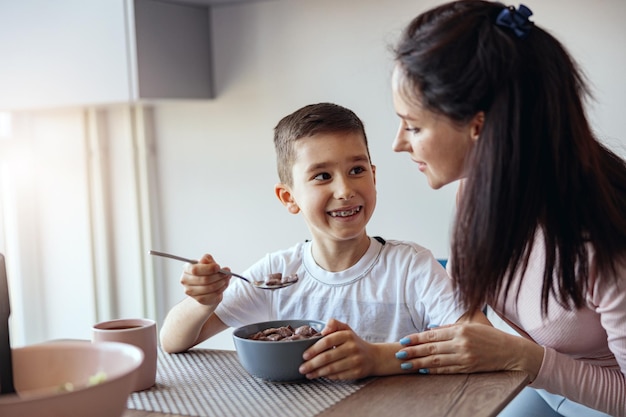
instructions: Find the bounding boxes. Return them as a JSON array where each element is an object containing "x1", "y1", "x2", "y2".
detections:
[{"x1": 1, "y1": 0, "x2": 624, "y2": 351}]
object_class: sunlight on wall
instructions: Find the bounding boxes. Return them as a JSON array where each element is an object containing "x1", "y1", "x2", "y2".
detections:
[
  {"x1": 0, "y1": 117, "x2": 40, "y2": 346},
  {"x1": 0, "y1": 112, "x2": 11, "y2": 139},
  {"x1": 0, "y1": 111, "x2": 9, "y2": 251}
]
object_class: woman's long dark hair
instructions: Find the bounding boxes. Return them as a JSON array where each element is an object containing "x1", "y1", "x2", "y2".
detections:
[{"x1": 395, "y1": 0, "x2": 626, "y2": 314}]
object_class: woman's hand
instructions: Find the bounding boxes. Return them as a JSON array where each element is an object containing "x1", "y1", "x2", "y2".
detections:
[
  {"x1": 299, "y1": 318, "x2": 379, "y2": 380},
  {"x1": 395, "y1": 323, "x2": 543, "y2": 381},
  {"x1": 180, "y1": 254, "x2": 231, "y2": 309}
]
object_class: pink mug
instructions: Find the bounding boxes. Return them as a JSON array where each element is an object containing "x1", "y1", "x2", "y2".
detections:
[{"x1": 92, "y1": 318, "x2": 157, "y2": 391}]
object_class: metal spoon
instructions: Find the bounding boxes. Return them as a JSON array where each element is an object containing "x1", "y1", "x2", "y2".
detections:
[{"x1": 149, "y1": 250, "x2": 298, "y2": 290}]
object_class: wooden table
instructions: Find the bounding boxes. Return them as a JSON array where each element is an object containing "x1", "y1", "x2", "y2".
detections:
[
  {"x1": 123, "y1": 348, "x2": 528, "y2": 417},
  {"x1": 318, "y1": 371, "x2": 528, "y2": 417}
]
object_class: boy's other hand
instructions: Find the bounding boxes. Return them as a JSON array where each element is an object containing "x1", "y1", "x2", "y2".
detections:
[{"x1": 299, "y1": 318, "x2": 376, "y2": 380}]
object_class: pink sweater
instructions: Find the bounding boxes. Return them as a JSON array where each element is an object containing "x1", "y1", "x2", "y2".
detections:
[{"x1": 490, "y1": 234, "x2": 626, "y2": 416}]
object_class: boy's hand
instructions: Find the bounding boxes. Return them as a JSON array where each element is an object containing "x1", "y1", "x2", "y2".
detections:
[
  {"x1": 299, "y1": 318, "x2": 376, "y2": 380},
  {"x1": 180, "y1": 254, "x2": 231, "y2": 308}
]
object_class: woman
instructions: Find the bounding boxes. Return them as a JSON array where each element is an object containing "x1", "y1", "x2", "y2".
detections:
[{"x1": 390, "y1": 1, "x2": 626, "y2": 416}]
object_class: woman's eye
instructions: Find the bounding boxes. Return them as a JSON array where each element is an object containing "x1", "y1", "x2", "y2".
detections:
[
  {"x1": 405, "y1": 127, "x2": 420, "y2": 134},
  {"x1": 350, "y1": 166, "x2": 366, "y2": 175},
  {"x1": 313, "y1": 172, "x2": 331, "y2": 181}
]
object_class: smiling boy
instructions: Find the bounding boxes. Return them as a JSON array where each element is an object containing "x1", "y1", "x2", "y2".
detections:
[{"x1": 159, "y1": 102, "x2": 486, "y2": 380}]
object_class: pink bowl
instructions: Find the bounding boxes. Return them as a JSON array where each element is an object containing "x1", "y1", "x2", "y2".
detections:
[{"x1": 0, "y1": 340, "x2": 143, "y2": 417}]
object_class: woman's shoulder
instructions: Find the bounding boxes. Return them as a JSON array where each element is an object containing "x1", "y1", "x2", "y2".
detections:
[{"x1": 588, "y1": 251, "x2": 626, "y2": 302}]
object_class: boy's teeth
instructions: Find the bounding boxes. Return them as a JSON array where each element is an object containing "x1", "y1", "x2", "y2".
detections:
[{"x1": 329, "y1": 207, "x2": 361, "y2": 217}]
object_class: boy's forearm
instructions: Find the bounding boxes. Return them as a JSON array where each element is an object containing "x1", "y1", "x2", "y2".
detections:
[
  {"x1": 160, "y1": 297, "x2": 216, "y2": 353},
  {"x1": 371, "y1": 342, "x2": 410, "y2": 376}
]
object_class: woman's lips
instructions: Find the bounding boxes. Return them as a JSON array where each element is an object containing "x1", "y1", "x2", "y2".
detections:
[{"x1": 410, "y1": 158, "x2": 426, "y2": 172}]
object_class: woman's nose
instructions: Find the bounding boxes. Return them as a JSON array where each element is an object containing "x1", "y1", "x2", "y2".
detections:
[{"x1": 392, "y1": 125, "x2": 409, "y2": 152}]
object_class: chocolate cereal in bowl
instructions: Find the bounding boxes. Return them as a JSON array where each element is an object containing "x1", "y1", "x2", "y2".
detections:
[{"x1": 232, "y1": 319, "x2": 324, "y2": 382}]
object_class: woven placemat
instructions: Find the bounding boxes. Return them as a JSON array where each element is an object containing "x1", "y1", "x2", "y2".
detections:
[{"x1": 127, "y1": 348, "x2": 370, "y2": 417}]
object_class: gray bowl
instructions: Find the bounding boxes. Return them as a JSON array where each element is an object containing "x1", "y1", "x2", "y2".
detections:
[{"x1": 232, "y1": 319, "x2": 325, "y2": 382}]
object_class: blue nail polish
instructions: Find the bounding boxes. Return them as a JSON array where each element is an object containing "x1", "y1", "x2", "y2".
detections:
[
  {"x1": 427, "y1": 324, "x2": 439, "y2": 329},
  {"x1": 401, "y1": 362, "x2": 413, "y2": 370},
  {"x1": 395, "y1": 351, "x2": 408, "y2": 359},
  {"x1": 418, "y1": 368, "x2": 429, "y2": 374},
  {"x1": 399, "y1": 337, "x2": 411, "y2": 345}
]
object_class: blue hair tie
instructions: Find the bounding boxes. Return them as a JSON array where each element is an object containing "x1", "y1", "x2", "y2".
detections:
[{"x1": 495, "y1": 4, "x2": 533, "y2": 39}]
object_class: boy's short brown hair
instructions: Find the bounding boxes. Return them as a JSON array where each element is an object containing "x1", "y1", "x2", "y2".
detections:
[{"x1": 273, "y1": 102, "x2": 370, "y2": 186}]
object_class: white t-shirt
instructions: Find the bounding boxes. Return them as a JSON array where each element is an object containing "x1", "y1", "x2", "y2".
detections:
[{"x1": 215, "y1": 237, "x2": 465, "y2": 343}]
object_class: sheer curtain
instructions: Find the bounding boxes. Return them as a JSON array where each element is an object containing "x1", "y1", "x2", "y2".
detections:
[{"x1": 0, "y1": 106, "x2": 162, "y2": 347}]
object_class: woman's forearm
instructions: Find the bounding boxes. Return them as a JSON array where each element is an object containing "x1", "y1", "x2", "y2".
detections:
[{"x1": 508, "y1": 333, "x2": 544, "y2": 382}]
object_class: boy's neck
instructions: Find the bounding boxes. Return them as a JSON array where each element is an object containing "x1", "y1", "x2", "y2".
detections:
[{"x1": 311, "y1": 234, "x2": 371, "y2": 272}]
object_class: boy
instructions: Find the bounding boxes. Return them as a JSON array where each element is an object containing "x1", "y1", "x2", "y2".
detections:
[{"x1": 160, "y1": 102, "x2": 486, "y2": 380}]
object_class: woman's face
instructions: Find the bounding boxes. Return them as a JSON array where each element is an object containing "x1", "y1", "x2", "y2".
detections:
[{"x1": 391, "y1": 65, "x2": 482, "y2": 189}]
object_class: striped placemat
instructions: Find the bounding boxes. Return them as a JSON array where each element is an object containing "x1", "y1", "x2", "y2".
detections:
[{"x1": 127, "y1": 348, "x2": 371, "y2": 417}]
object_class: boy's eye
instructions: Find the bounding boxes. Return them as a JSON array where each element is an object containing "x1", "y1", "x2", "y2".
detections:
[
  {"x1": 313, "y1": 172, "x2": 331, "y2": 181},
  {"x1": 350, "y1": 166, "x2": 366, "y2": 175}
]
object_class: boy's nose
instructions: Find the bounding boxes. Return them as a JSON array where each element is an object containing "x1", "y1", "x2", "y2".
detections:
[{"x1": 334, "y1": 177, "x2": 355, "y2": 200}]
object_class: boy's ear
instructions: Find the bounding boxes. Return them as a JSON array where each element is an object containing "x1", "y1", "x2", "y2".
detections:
[
  {"x1": 274, "y1": 183, "x2": 300, "y2": 214},
  {"x1": 371, "y1": 164, "x2": 376, "y2": 185}
]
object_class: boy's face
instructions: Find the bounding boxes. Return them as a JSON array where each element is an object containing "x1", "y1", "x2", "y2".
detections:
[{"x1": 275, "y1": 131, "x2": 376, "y2": 244}]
